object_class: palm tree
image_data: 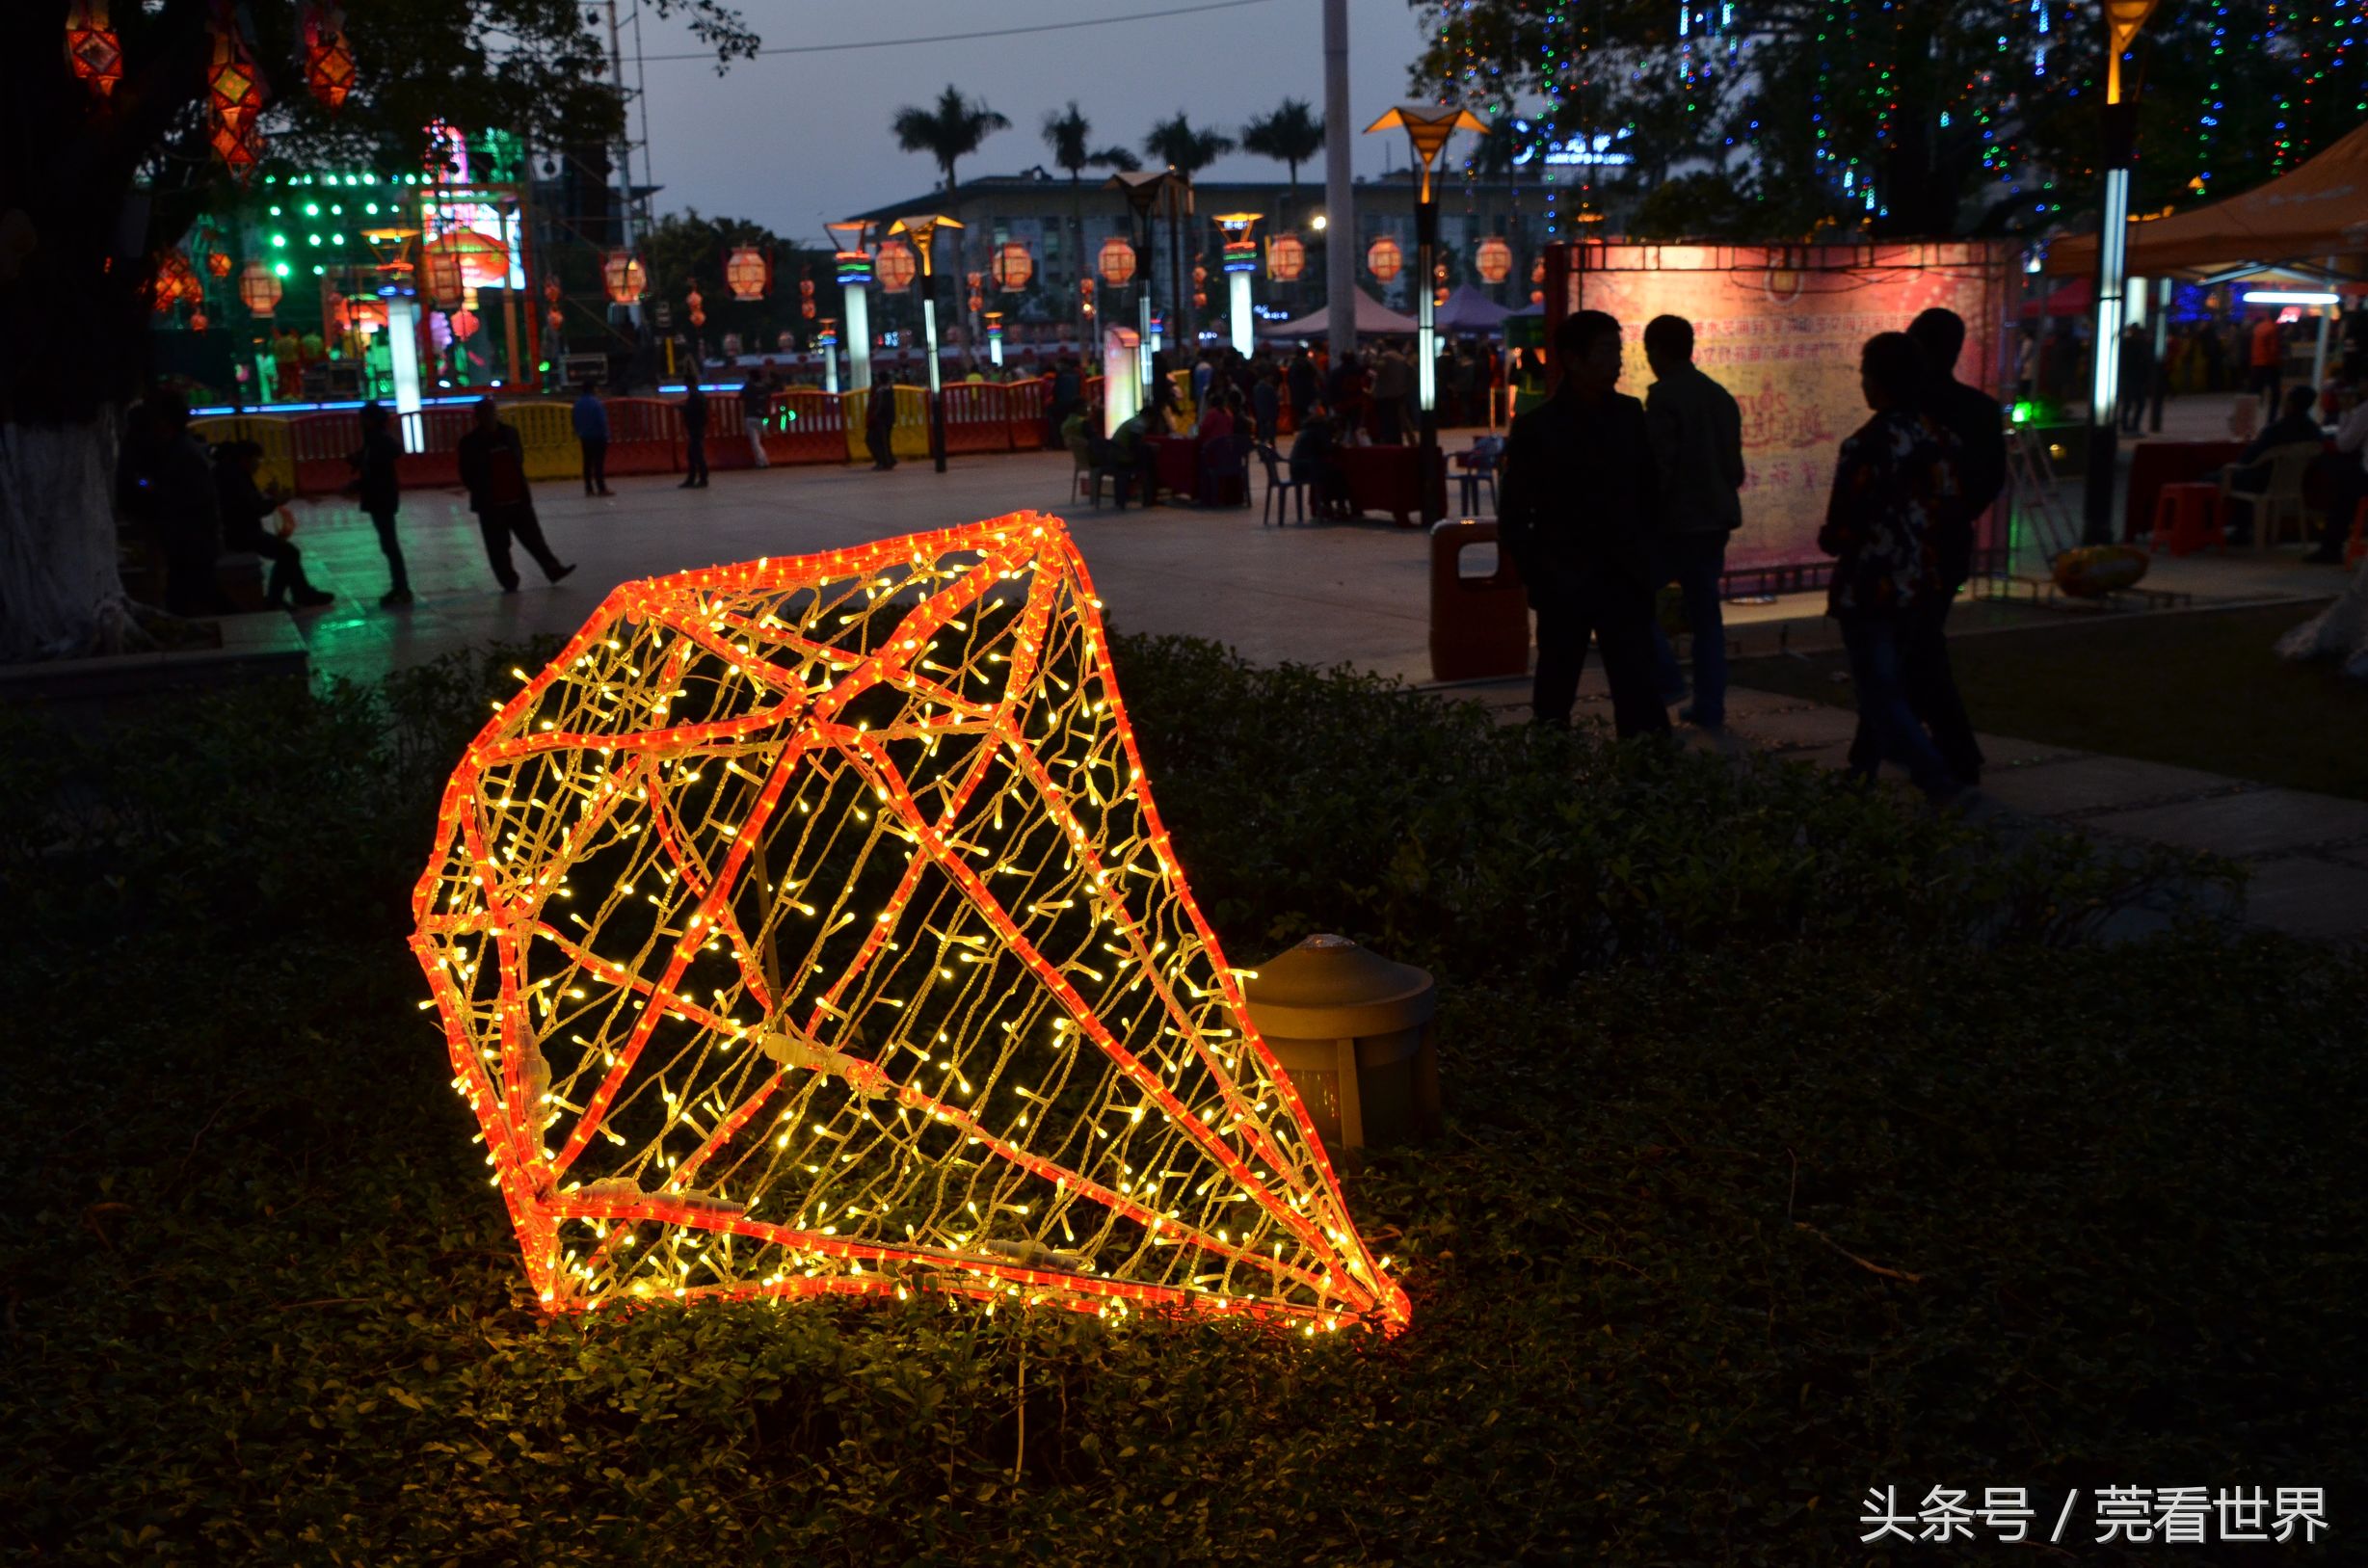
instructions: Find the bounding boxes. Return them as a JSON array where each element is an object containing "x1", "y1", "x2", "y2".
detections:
[
  {"x1": 1042, "y1": 103, "x2": 1143, "y2": 340},
  {"x1": 892, "y1": 85, "x2": 1011, "y2": 195},
  {"x1": 1240, "y1": 97, "x2": 1325, "y2": 215},
  {"x1": 1141, "y1": 111, "x2": 1236, "y2": 178}
]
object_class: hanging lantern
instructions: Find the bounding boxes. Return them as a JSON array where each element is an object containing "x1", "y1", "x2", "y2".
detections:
[
  {"x1": 546, "y1": 306, "x2": 566, "y2": 333},
  {"x1": 686, "y1": 285, "x2": 705, "y2": 329},
  {"x1": 429, "y1": 226, "x2": 511, "y2": 288},
  {"x1": 1192, "y1": 292, "x2": 1207, "y2": 309},
  {"x1": 65, "y1": 0, "x2": 123, "y2": 99},
  {"x1": 725, "y1": 245, "x2": 768, "y2": 302},
  {"x1": 1097, "y1": 237, "x2": 1136, "y2": 287},
  {"x1": 1530, "y1": 289, "x2": 1545, "y2": 306},
  {"x1": 1078, "y1": 278, "x2": 1095, "y2": 300},
  {"x1": 1192, "y1": 264, "x2": 1208, "y2": 287},
  {"x1": 189, "y1": 309, "x2": 210, "y2": 332},
  {"x1": 1434, "y1": 286, "x2": 1449, "y2": 307},
  {"x1": 419, "y1": 243, "x2": 466, "y2": 309},
  {"x1": 205, "y1": 251, "x2": 233, "y2": 279},
  {"x1": 799, "y1": 278, "x2": 815, "y2": 302},
  {"x1": 602, "y1": 250, "x2": 647, "y2": 305},
  {"x1": 875, "y1": 239, "x2": 917, "y2": 293},
  {"x1": 1475, "y1": 235, "x2": 1512, "y2": 284},
  {"x1": 1266, "y1": 232, "x2": 1305, "y2": 283},
  {"x1": 1530, "y1": 257, "x2": 1546, "y2": 285},
  {"x1": 205, "y1": 10, "x2": 267, "y2": 181},
  {"x1": 966, "y1": 271, "x2": 984, "y2": 295},
  {"x1": 237, "y1": 259, "x2": 282, "y2": 317},
  {"x1": 968, "y1": 292, "x2": 984, "y2": 313},
  {"x1": 544, "y1": 279, "x2": 563, "y2": 306},
  {"x1": 301, "y1": 2, "x2": 356, "y2": 112},
  {"x1": 448, "y1": 307, "x2": 480, "y2": 340},
  {"x1": 151, "y1": 251, "x2": 201, "y2": 315},
  {"x1": 801, "y1": 301, "x2": 816, "y2": 320},
  {"x1": 1367, "y1": 236, "x2": 1402, "y2": 283},
  {"x1": 991, "y1": 242, "x2": 1033, "y2": 292}
]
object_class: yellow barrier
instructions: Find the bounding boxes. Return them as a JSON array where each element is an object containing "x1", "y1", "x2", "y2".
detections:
[
  {"x1": 840, "y1": 386, "x2": 935, "y2": 463},
  {"x1": 188, "y1": 414, "x2": 296, "y2": 494},
  {"x1": 505, "y1": 401, "x2": 583, "y2": 484}
]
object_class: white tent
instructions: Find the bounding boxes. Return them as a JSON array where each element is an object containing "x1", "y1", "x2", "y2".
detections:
[{"x1": 1260, "y1": 290, "x2": 1419, "y2": 339}]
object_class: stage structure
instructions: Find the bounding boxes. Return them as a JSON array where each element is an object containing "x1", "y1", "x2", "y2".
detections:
[
  {"x1": 413, "y1": 517, "x2": 1410, "y2": 1335},
  {"x1": 1546, "y1": 241, "x2": 2014, "y2": 591}
]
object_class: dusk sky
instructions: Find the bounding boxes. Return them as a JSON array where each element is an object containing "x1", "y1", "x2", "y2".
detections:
[{"x1": 629, "y1": 0, "x2": 1446, "y2": 243}]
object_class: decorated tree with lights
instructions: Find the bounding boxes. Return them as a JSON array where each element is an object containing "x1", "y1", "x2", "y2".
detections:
[
  {"x1": 1412, "y1": 0, "x2": 2367, "y2": 242},
  {"x1": 0, "y1": 0, "x2": 756, "y2": 663}
]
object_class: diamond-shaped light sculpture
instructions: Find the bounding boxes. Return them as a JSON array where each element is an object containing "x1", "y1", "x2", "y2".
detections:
[{"x1": 413, "y1": 516, "x2": 1410, "y2": 1335}]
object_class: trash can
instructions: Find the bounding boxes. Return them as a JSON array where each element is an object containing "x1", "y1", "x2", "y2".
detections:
[
  {"x1": 1242, "y1": 934, "x2": 1441, "y2": 1168},
  {"x1": 1428, "y1": 517, "x2": 1530, "y2": 683}
]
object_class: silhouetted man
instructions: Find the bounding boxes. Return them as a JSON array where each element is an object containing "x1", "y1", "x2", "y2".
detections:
[
  {"x1": 1499, "y1": 310, "x2": 1671, "y2": 737},
  {"x1": 458, "y1": 398, "x2": 575, "y2": 594},
  {"x1": 1641, "y1": 313, "x2": 1745, "y2": 730}
]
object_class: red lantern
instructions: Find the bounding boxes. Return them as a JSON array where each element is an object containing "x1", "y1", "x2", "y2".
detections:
[
  {"x1": 420, "y1": 244, "x2": 466, "y2": 309},
  {"x1": 151, "y1": 251, "x2": 201, "y2": 315},
  {"x1": 1097, "y1": 237, "x2": 1136, "y2": 287},
  {"x1": 1434, "y1": 286, "x2": 1449, "y2": 306},
  {"x1": 725, "y1": 245, "x2": 767, "y2": 302},
  {"x1": 875, "y1": 240, "x2": 917, "y2": 293},
  {"x1": 1191, "y1": 264, "x2": 1208, "y2": 287},
  {"x1": 1475, "y1": 235, "x2": 1512, "y2": 284},
  {"x1": 602, "y1": 250, "x2": 647, "y2": 305},
  {"x1": 546, "y1": 306, "x2": 566, "y2": 333},
  {"x1": 1265, "y1": 232, "x2": 1305, "y2": 283},
  {"x1": 991, "y1": 242, "x2": 1033, "y2": 292},
  {"x1": 1530, "y1": 257, "x2": 1546, "y2": 285},
  {"x1": 205, "y1": 11, "x2": 267, "y2": 180},
  {"x1": 1192, "y1": 292, "x2": 1207, "y2": 309},
  {"x1": 968, "y1": 292, "x2": 984, "y2": 313},
  {"x1": 430, "y1": 227, "x2": 510, "y2": 288},
  {"x1": 302, "y1": 3, "x2": 355, "y2": 112},
  {"x1": 544, "y1": 279, "x2": 563, "y2": 306},
  {"x1": 238, "y1": 259, "x2": 281, "y2": 316},
  {"x1": 448, "y1": 307, "x2": 479, "y2": 340},
  {"x1": 1530, "y1": 289, "x2": 1544, "y2": 306},
  {"x1": 205, "y1": 251, "x2": 233, "y2": 279},
  {"x1": 799, "y1": 278, "x2": 815, "y2": 300},
  {"x1": 1366, "y1": 236, "x2": 1402, "y2": 283},
  {"x1": 1079, "y1": 278, "x2": 1095, "y2": 299},
  {"x1": 189, "y1": 309, "x2": 210, "y2": 332},
  {"x1": 65, "y1": 0, "x2": 122, "y2": 99},
  {"x1": 801, "y1": 302, "x2": 816, "y2": 320}
]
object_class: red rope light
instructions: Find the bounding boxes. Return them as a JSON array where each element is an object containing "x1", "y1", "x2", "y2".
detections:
[{"x1": 413, "y1": 517, "x2": 1410, "y2": 1335}]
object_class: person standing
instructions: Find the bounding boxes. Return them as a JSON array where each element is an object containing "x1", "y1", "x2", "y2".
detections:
[
  {"x1": 138, "y1": 392, "x2": 229, "y2": 617},
  {"x1": 572, "y1": 380, "x2": 612, "y2": 495},
  {"x1": 741, "y1": 367, "x2": 773, "y2": 468},
  {"x1": 1286, "y1": 344, "x2": 1320, "y2": 430},
  {"x1": 1851, "y1": 306, "x2": 2007, "y2": 785},
  {"x1": 2250, "y1": 313, "x2": 2285, "y2": 411},
  {"x1": 2117, "y1": 323, "x2": 2156, "y2": 435},
  {"x1": 1639, "y1": 315, "x2": 1745, "y2": 731},
  {"x1": 1498, "y1": 310, "x2": 1671, "y2": 738},
  {"x1": 350, "y1": 401, "x2": 410, "y2": 606},
  {"x1": 1370, "y1": 340, "x2": 1413, "y2": 444},
  {"x1": 1820, "y1": 333, "x2": 1966, "y2": 804},
  {"x1": 1251, "y1": 363, "x2": 1281, "y2": 447},
  {"x1": 865, "y1": 379, "x2": 899, "y2": 471},
  {"x1": 679, "y1": 382, "x2": 710, "y2": 489},
  {"x1": 457, "y1": 398, "x2": 574, "y2": 594}
]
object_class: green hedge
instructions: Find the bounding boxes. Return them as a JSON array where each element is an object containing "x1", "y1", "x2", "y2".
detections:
[{"x1": 0, "y1": 639, "x2": 2355, "y2": 1565}]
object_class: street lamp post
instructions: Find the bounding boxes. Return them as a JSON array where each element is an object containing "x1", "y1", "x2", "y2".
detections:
[
  {"x1": 1367, "y1": 105, "x2": 1485, "y2": 525},
  {"x1": 890, "y1": 213, "x2": 964, "y2": 473},
  {"x1": 1109, "y1": 171, "x2": 1174, "y2": 409},
  {"x1": 826, "y1": 221, "x2": 874, "y2": 394},
  {"x1": 2084, "y1": 0, "x2": 2163, "y2": 544},
  {"x1": 1213, "y1": 214, "x2": 1262, "y2": 357}
]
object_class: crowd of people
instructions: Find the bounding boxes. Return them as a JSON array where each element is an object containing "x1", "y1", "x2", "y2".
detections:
[{"x1": 1498, "y1": 305, "x2": 2004, "y2": 811}]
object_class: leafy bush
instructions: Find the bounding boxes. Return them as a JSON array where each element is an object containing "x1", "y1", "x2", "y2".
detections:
[{"x1": 0, "y1": 637, "x2": 2353, "y2": 1566}]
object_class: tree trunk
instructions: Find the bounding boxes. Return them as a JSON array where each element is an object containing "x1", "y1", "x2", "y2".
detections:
[{"x1": 0, "y1": 412, "x2": 141, "y2": 663}]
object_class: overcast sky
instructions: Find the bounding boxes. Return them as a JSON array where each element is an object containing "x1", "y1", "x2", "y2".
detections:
[{"x1": 629, "y1": 0, "x2": 1443, "y2": 242}]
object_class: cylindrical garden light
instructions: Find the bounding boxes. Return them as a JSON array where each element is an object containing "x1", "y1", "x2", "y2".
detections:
[
  {"x1": 1107, "y1": 171, "x2": 1175, "y2": 407},
  {"x1": 889, "y1": 213, "x2": 964, "y2": 472},
  {"x1": 2085, "y1": 0, "x2": 2164, "y2": 543},
  {"x1": 826, "y1": 221, "x2": 875, "y2": 393},
  {"x1": 1367, "y1": 105, "x2": 1484, "y2": 525},
  {"x1": 1213, "y1": 214, "x2": 1261, "y2": 358}
]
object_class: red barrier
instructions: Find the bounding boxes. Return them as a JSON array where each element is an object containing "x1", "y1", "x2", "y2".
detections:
[
  {"x1": 604, "y1": 397, "x2": 682, "y2": 477},
  {"x1": 289, "y1": 410, "x2": 363, "y2": 494},
  {"x1": 707, "y1": 393, "x2": 769, "y2": 471},
  {"x1": 394, "y1": 405, "x2": 471, "y2": 489},
  {"x1": 1004, "y1": 377, "x2": 1049, "y2": 449},
  {"x1": 767, "y1": 388, "x2": 847, "y2": 465},
  {"x1": 939, "y1": 383, "x2": 1012, "y2": 456}
]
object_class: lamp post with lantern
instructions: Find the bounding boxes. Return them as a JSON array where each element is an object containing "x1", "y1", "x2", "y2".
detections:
[
  {"x1": 1366, "y1": 105, "x2": 1483, "y2": 524},
  {"x1": 1107, "y1": 171, "x2": 1176, "y2": 407},
  {"x1": 2084, "y1": 0, "x2": 2163, "y2": 544},
  {"x1": 888, "y1": 213, "x2": 963, "y2": 473},
  {"x1": 826, "y1": 221, "x2": 875, "y2": 394}
]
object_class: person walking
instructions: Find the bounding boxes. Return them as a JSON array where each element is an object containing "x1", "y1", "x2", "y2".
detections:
[
  {"x1": 1639, "y1": 315, "x2": 1745, "y2": 731},
  {"x1": 1820, "y1": 333, "x2": 1967, "y2": 804},
  {"x1": 572, "y1": 380, "x2": 612, "y2": 495},
  {"x1": 457, "y1": 398, "x2": 575, "y2": 594},
  {"x1": 350, "y1": 400, "x2": 410, "y2": 605},
  {"x1": 865, "y1": 379, "x2": 899, "y2": 470},
  {"x1": 1498, "y1": 310, "x2": 1671, "y2": 738},
  {"x1": 679, "y1": 382, "x2": 710, "y2": 489},
  {"x1": 1847, "y1": 307, "x2": 2005, "y2": 785},
  {"x1": 741, "y1": 367, "x2": 773, "y2": 467}
]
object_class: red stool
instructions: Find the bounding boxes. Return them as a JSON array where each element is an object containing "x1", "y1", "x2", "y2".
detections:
[{"x1": 2149, "y1": 481, "x2": 2227, "y2": 557}]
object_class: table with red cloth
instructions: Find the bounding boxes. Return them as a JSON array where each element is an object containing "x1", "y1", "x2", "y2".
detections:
[
  {"x1": 1145, "y1": 435, "x2": 1200, "y2": 500},
  {"x1": 1334, "y1": 443, "x2": 1448, "y2": 527}
]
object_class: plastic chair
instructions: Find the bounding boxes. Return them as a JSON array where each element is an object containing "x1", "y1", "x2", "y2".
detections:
[
  {"x1": 1454, "y1": 438, "x2": 1503, "y2": 516},
  {"x1": 2221, "y1": 441, "x2": 2322, "y2": 548},
  {"x1": 1257, "y1": 444, "x2": 1306, "y2": 526},
  {"x1": 1065, "y1": 430, "x2": 1105, "y2": 508},
  {"x1": 2148, "y1": 481, "x2": 2226, "y2": 556}
]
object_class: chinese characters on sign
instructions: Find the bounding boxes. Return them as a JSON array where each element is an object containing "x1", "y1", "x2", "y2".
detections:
[{"x1": 1860, "y1": 1485, "x2": 2328, "y2": 1546}]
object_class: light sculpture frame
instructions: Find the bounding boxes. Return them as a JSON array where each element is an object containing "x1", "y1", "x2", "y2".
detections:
[{"x1": 414, "y1": 516, "x2": 1409, "y2": 1335}]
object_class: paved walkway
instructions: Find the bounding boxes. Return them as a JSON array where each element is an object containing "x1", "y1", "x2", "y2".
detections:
[{"x1": 265, "y1": 440, "x2": 2364, "y2": 943}]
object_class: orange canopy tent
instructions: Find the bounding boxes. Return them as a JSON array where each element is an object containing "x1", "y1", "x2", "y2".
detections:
[{"x1": 2047, "y1": 119, "x2": 2368, "y2": 277}]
